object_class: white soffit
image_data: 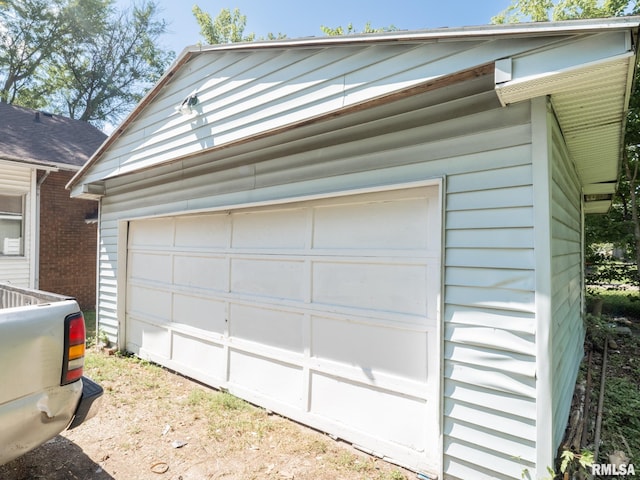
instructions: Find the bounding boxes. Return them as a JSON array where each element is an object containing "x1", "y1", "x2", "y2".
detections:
[
  {"x1": 583, "y1": 183, "x2": 617, "y2": 195},
  {"x1": 496, "y1": 44, "x2": 635, "y2": 213}
]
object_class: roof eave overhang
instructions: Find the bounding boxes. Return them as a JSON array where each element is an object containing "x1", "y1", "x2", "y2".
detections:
[
  {"x1": 0, "y1": 156, "x2": 61, "y2": 172},
  {"x1": 495, "y1": 33, "x2": 638, "y2": 214},
  {"x1": 70, "y1": 63, "x2": 495, "y2": 200},
  {"x1": 67, "y1": 17, "x2": 640, "y2": 203}
]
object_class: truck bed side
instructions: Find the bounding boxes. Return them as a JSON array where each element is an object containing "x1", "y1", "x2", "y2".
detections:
[{"x1": 0, "y1": 287, "x2": 87, "y2": 464}]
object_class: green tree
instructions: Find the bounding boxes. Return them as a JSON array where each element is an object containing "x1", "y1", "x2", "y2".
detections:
[
  {"x1": 0, "y1": 0, "x2": 68, "y2": 104},
  {"x1": 619, "y1": 74, "x2": 640, "y2": 283},
  {"x1": 494, "y1": 0, "x2": 640, "y2": 284},
  {"x1": 48, "y1": 1, "x2": 173, "y2": 127},
  {"x1": 492, "y1": 0, "x2": 635, "y2": 23},
  {"x1": 320, "y1": 22, "x2": 398, "y2": 36},
  {"x1": 192, "y1": 6, "x2": 286, "y2": 44},
  {"x1": 192, "y1": 6, "x2": 255, "y2": 44},
  {"x1": 0, "y1": 0, "x2": 173, "y2": 128}
]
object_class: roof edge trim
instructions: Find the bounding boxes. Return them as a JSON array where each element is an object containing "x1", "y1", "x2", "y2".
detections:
[
  {"x1": 495, "y1": 51, "x2": 634, "y2": 106},
  {"x1": 186, "y1": 17, "x2": 640, "y2": 53},
  {"x1": 0, "y1": 156, "x2": 61, "y2": 172}
]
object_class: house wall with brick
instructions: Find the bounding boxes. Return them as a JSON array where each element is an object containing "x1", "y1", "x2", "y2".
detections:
[{"x1": 39, "y1": 170, "x2": 97, "y2": 309}]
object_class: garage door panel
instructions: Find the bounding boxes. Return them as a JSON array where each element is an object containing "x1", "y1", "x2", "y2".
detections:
[
  {"x1": 129, "y1": 252, "x2": 172, "y2": 283},
  {"x1": 172, "y1": 293, "x2": 226, "y2": 333},
  {"x1": 127, "y1": 318, "x2": 171, "y2": 359},
  {"x1": 231, "y1": 258, "x2": 305, "y2": 300},
  {"x1": 128, "y1": 285, "x2": 171, "y2": 322},
  {"x1": 125, "y1": 184, "x2": 441, "y2": 473},
  {"x1": 310, "y1": 372, "x2": 428, "y2": 451},
  {"x1": 312, "y1": 261, "x2": 427, "y2": 316},
  {"x1": 232, "y1": 208, "x2": 307, "y2": 249},
  {"x1": 313, "y1": 197, "x2": 430, "y2": 250},
  {"x1": 311, "y1": 315, "x2": 429, "y2": 382},
  {"x1": 228, "y1": 349, "x2": 304, "y2": 408},
  {"x1": 171, "y1": 332, "x2": 226, "y2": 382},
  {"x1": 129, "y1": 217, "x2": 174, "y2": 246},
  {"x1": 229, "y1": 303, "x2": 304, "y2": 353},
  {"x1": 174, "y1": 214, "x2": 230, "y2": 249},
  {"x1": 173, "y1": 255, "x2": 228, "y2": 291}
]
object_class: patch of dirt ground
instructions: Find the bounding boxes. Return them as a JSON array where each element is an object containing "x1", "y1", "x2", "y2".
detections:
[{"x1": 0, "y1": 349, "x2": 414, "y2": 480}]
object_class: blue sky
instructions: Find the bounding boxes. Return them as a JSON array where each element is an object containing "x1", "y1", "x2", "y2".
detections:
[{"x1": 116, "y1": 1, "x2": 515, "y2": 55}]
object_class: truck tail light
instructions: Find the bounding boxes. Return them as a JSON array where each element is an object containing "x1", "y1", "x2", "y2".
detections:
[{"x1": 61, "y1": 312, "x2": 85, "y2": 385}]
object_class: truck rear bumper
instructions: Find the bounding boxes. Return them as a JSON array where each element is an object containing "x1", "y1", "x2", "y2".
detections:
[
  {"x1": 68, "y1": 376, "x2": 103, "y2": 429},
  {"x1": 0, "y1": 381, "x2": 82, "y2": 465}
]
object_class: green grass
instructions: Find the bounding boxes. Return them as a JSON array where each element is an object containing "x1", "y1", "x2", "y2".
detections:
[
  {"x1": 186, "y1": 388, "x2": 250, "y2": 412},
  {"x1": 587, "y1": 287, "x2": 640, "y2": 319},
  {"x1": 82, "y1": 309, "x2": 97, "y2": 343},
  {"x1": 601, "y1": 376, "x2": 640, "y2": 459}
]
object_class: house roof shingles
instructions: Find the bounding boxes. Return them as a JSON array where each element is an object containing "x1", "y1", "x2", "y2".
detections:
[{"x1": 0, "y1": 102, "x2": 107, "y2": 169}]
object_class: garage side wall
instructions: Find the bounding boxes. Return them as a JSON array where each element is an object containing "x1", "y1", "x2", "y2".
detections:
[
  {"x1": 96, "y1": 88, "x2": 538, "y2": 479},
  {"x1": 442, "y1": 125, "x2": 537, "y2": 477},
  {"x1": 549, "y1": 108, "x2": 585, "y2": 450}
]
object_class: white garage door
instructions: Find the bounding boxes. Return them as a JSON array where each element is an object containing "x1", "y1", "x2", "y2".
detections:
[{"x1": 125, "y1": 184, "x2": 441, "y2": 473}]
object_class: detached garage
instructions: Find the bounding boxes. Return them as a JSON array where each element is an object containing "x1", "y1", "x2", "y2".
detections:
[{"x1": 68, "y1": 18, "x2": 639, "y2": 480}]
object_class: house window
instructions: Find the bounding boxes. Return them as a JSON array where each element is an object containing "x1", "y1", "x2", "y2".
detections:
[{"x1": 0, "y1": 194, "x2": 24, "y2": 256}]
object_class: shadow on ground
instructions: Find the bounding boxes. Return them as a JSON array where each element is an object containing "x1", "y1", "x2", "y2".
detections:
[{"x1": 0, "y1": 435, "x2": 112, "y2": 480}]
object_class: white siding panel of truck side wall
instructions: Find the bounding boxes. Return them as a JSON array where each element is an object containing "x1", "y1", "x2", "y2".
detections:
[
  {"x1": 0, "y1": 161, "x2": 34, "y2": 287},
  {"x1": 95, "y1": 82, "x2": 539, "y2": 479},
  {"x1": 549, "y1": 107, "x2": 584, "y2": 450},
  {"x1": 124, "y1": 185, "x2": 441, "y2": 474},
  {"x1": 73, "y1": 34, "x2": 566, "y2": 189}
]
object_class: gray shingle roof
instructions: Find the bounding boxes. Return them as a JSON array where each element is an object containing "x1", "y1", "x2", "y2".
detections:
[{"x1": 0, "y1": 102, "x2": 107, "y2": 169}]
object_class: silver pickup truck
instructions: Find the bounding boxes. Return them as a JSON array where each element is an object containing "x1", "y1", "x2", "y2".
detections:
[{"x1": 0, "y1": 283, "x2": 102, "y2": 465}]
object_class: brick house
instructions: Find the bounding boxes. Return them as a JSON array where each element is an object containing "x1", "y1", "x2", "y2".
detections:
[{"x1": 0, "y1": 102, "x2": 106, "y2": 309}]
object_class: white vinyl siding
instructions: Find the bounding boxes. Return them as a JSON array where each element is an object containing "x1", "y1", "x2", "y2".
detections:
[
  {"x1": 0, "y1": 161, "x2": 34, "y2": 286},
  {"x1": 74, "y1": 35, "x2": 563, "y2": 192},
  {"x1": 444, "y1": 162, "x2": 537, "y2": 479},
  {"x1": 95, "y1": 80, "x2": 540, "y2": 478},
  {"x1": 549, "y1": 112, "x2": 584, "y2": 449}
]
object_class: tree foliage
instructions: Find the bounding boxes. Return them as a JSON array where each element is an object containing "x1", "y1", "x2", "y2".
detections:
[
  {"x1": 495, "y1": 0, "x2": 640, "y2": 285},
  {"x1": 50, "y1": 1, "x2": 173, "y2": 126},
  {"x1": 320, "y1": 22, "x2": 398, "y2": 36},
  {"x1": 192, "y1": 6, "x2": 254, "y2": 44},
  {"x1": 0, "y1": 0, "x2": 68, "y2": 105},
  {"x1": 493, "y1": 0, "x2": 637, "y2": 23},
  {"x1": 192, "y1": 6, "x2": 286, "y2": 45},
  {"x1": 0, "y1": 0, "x2": 173, "y2": 128}
]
